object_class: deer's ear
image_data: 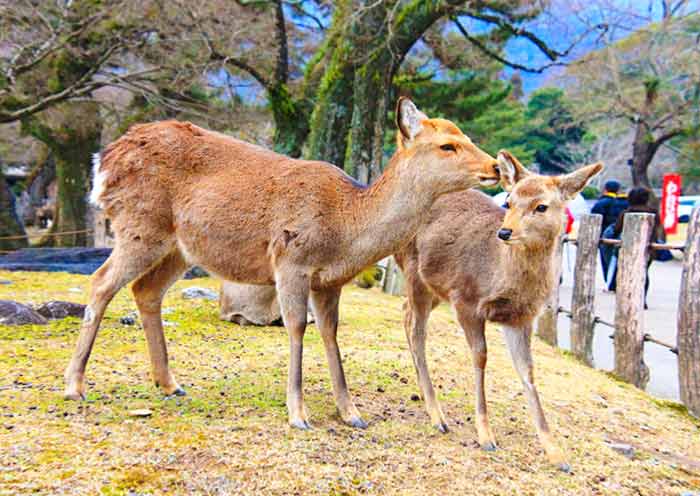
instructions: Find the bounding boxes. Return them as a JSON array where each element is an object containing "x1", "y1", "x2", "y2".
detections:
[
  {"x1": 557, "y1": 162, "x2": 604, "y2": 201},
  {"x1": 396, "y1": 97, "x2": 428, "y2": 143},
  {"x1": 497, "y1": 150, "x2": 531, "y2": 192}
]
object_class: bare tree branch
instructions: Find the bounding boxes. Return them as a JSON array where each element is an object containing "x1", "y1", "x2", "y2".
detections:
[{"x1": 451, "y1": 17, "x2": 566, "y2": 74}]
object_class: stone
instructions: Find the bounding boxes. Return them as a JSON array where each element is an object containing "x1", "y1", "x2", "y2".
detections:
[
  {"x1": 0, "y1": 300, "x2": 48, "y2": 325},
  {"x1": 128, "y1": 409, "x2": 153, "y2": 418},
  {"x1": 182, "y1": 287, "x2": 218, "y2": 301},
  {"x1": 35, "y1": 301, "x2": 86, "y2": 320},
  {"x1": 606, "y1": 441, "x2": 635, "y2": 458},
  {"x1": 183, "y1": 266, "x2": 209, "y2": 279},
  {"x1": 120, "y1": 315, "x2": 136, "y2": 326},
  {"x1": 0, "y1": 247, "x2": 111, "y2": 275}
]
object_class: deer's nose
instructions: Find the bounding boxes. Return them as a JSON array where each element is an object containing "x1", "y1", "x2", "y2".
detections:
[{"x1": 497, "y1": 228, "x2": 512, "y2": 241}]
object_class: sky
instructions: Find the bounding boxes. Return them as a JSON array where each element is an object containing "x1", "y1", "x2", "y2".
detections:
[{"x1": 499, "y1": 0, "x2": 700, "y2": 94}]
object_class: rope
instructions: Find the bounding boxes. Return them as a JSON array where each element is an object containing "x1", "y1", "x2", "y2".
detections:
[
  {"x1": 563, "y1": 236, "x2": 684, "y2": 251},
  {"x1": 607, "y1": 332, "x2": 678, "y2": 355},
  {"x1": 0, "y1": 229, "x2": 93, "y2": 241},
  {"x1": 557, "y1": 308, "x2": 677, "y2": 354}
]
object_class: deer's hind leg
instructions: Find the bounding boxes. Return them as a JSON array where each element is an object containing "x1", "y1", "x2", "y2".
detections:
[
  {"x1": 502, "y1": 324, "x2": 569, "y2": 471},
  {"x1": 403, "y1": 275, "x2": 447, "y2": 433},
  {"x1": 311, "y1": 287, "x2": 366, "y2": 429},
  {"x1": 64, "y1": 238, "x2": 173, "y2": 400},
  {"x1": 132, "y1": 250, "x2": 189, "y2": 396},
  {"x1": 454, "y1": 302, "x2": 496, "y2": 450}
]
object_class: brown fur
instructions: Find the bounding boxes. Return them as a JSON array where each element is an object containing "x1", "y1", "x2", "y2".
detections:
[
  {"x1": 63, "y1": 98, "x2": 500, "y2": 431},
  {"x1": 396, "y1": 151, "x2": 602, "y2": 469}
]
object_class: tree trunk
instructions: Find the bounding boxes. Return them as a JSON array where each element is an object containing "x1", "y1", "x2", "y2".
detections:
[
  {"x1": 22, "y1": 101, "x2": 102, "y2": 247},
  {"x1": 269, "y1": 84, "x2": 311, "y2": 158},
  {"x1": 631, "y1": 121, "x2": 655, "y2": 190},
  {"x1": 0, "y1": 171, "x2": 28, "y2": 251}
]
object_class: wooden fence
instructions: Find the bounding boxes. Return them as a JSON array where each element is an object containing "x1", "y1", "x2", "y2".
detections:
[{"x1": 537, "y1": 208, "x2": 700, "y2": 417}]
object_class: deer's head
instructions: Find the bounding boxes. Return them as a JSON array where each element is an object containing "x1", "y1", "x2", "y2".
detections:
[
  {"x1": 395, "y1": 97, "x2": 500, "y2": 194},
  {"x1": 496, "y1": 150, "x2": 603, "y2": 249}
]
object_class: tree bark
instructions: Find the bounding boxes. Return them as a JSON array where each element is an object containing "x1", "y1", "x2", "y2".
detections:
[
  {"x1": 614, "y1": 212, "x2": 653, "y2": 389},
  {"x1": 22, "y1": 101, "x2": 102, "y2": 247},
  {"x1": 0, "y1": 171, "x2": 28, "y2": 251},
  {"x1": 678, "y1": 207, "x2": 700, "y2": 417},
  {"x1": 570, "y1": 214, "x2": 602, "y2": 365},
  {"x1": 536, "y1": 234, "x2": 564, "y2": 346}
]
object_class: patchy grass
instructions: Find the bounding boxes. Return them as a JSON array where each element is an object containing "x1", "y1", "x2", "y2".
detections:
[{"x1": 0, "y1": 270, "x2": 699, "y2": 495}]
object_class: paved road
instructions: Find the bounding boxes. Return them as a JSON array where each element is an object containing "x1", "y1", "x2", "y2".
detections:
[{"x1": 555, "y1": 244, "x2": 682, "y2": 401}]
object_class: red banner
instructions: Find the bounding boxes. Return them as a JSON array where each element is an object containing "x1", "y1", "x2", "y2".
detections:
[{"x1": 661, "y1": 173, "x2": 682, "y2": 235}]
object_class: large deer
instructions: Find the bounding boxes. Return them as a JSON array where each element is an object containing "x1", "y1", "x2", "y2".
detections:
[
  {"x1": 395, "y1": 152, "x2": 602, "y2": 471},
  {"x1": 64, "y1": 98, "x2": 500, "y2": 430}
]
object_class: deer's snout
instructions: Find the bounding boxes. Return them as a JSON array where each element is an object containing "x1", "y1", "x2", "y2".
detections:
[
  {"x1": 497, "y1": 228, "x2": 512, "y2": 241},
  {"x1": 477, "y1": 159, "x2": 501, "y2": 186}
]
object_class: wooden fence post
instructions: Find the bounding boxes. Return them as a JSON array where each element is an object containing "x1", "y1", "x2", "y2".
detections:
[
  {"x1": 571, "y1": 214, "x2": 602, "y2": 365},
  {"x1": 382, "y1": 256, "x2": 405, "y2": 296},
  {"x1": 614, "y1": 212, "x2": 653, "y2": 388},
  {"x1": 537, "y1": 234, "x2": 564, "y2": 346},
  {"x1": 678, "y1": 207, "x2": 700, "y2": 417}
]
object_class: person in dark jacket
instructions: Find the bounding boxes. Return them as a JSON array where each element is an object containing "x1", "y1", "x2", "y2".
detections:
[
  {"x1": 608, "y1": 187, "x2": 664, "y2": 306},
  {"x1": 591, "y1": 180, "x2": 628, "y2": 284}
]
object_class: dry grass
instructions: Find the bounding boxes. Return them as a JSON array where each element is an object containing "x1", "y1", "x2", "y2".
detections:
[{"x1": 0, "y1": 270, "x2": 698, "y2": 495}]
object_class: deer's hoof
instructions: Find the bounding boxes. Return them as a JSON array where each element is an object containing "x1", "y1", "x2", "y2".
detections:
[
  {"x1": 290, "y1": 419, "x2": 312, "y2": 430},
  {"x1": 434, "y1": 422, "x2": 449, "y2": 434},
  {"x1": 169, "y1": 386, "x2": 187, "y2": 397},
  {"x1": 557, "y1": 462, "x2": 571, "y2": 473},
  {"x1": 347, "y1": 417, "x2": 368, "y2": 429},
  {"x1": 64, "y1": 391, "x2": 86, "y2": 401},
  {"x1": 480, "y1": 441, "x2": 497, "y2": 452}
]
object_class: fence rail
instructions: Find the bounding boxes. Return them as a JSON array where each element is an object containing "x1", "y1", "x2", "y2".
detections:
[{"x1": 538, "y1": 208, "x2": 700, "y2": 416}]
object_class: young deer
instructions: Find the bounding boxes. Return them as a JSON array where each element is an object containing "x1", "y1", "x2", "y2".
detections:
[
  {"x1": 64, "y1": 98, "x2": 501, "y2": 430},
  {"x1": 395, "y1": 152, "x2": 602, "y2": 470}
]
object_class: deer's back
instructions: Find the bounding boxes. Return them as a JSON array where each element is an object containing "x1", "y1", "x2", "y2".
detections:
[{"x1": 401, "y1": 189, "x2": 504, "y2": 305}]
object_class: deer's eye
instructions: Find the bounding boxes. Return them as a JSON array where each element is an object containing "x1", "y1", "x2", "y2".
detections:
[
  {"x1": 440, "y1": 144, "x2": 456, "y2": 152},
  {"x1": 535, "y1": 204, "x2": 548, "y2": 213}
]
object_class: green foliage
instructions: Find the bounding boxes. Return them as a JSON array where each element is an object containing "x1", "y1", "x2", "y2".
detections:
[
  {"x1": 354, "y1": 266, "x2": 383, "y2": 289},
  {"x1": 520, "y1": 88, "x2": 586, "y2": 173},
  {"x1": 581, "y1": 185, "x2": 601, "y2": 200},
  {"x1": 399, "y1": 72, "x2": 585, "y2": 171}
]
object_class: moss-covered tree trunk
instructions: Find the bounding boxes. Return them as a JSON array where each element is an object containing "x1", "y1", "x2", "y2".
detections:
[
  {"x1": 347, "y1": 0, "x2": 459, "y2": 182},
  {"x1": 0, "y1": 170, "x2": 28, "y2": 251},
  {"x1": 269, "y1": 85, "x2": 311, "y2": 158},
  {"x1": 22, "y1": 101, "x2": 102, "y2": 247}
]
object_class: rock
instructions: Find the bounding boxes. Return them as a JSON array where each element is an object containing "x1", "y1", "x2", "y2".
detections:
[
  {"x1": 35, "y1": 301, "x2": 86, "y2": 320},
  {"x1": 0, "y1": 280, "x2": 11, "y2": 285},
  {"x1": 606, "y1": 441, "x2": 635, "y2": 458},
  {"x1": 183, "y1": 266, "x2": 209, "y2": 279},
  {"x1": 128, "y1": 409, "x2": 153, "y2": 418},
  {"x1": 182, "y1": 286, "x2": 218, "y2": 301},
  {"x1": 0, "y1": 300, "x2": 48, "y2": 325},
  {"x1": 0, "y1": 247, "x2": 111, "y2": 275},
  {"x1": 120, "y1": 315, "x2": 136, "y2": 326}
]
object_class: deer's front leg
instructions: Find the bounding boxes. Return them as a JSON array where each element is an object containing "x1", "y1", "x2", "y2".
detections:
[
  {"x1": 311, "y1": 287, "x2": 366, "y2": 429},
  {"x1": 276, "y1": 271, "x2": 311, "y2": 430},
  {"x1": 502, "y1": 324, "x2": 569, "y2": 472}
]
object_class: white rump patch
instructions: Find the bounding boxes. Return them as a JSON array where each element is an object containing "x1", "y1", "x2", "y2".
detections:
[{"x1": 89, "y1": 152, "x2": 108, "y2": 208}]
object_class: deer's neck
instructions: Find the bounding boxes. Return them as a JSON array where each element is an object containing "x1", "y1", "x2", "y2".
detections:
[
  {"x1": 493, "y1": 232, "x2": 560, "y2": 309},
  {"x1": 345, "y1": 158, "x2": 435, "y2": 268}
]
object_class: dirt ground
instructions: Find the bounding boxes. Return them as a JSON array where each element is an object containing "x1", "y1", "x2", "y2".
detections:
[{"x1": 0, "y1": 270, "x2": 698, "y2": 495}]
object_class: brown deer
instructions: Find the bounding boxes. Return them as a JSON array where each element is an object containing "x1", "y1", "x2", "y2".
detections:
[
  {"x1": 395, "y1": 151, "x2": 602, "y2": 471},
  {"x1": 64, "y1": 98, "x2": 501, "y2": 431}
]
